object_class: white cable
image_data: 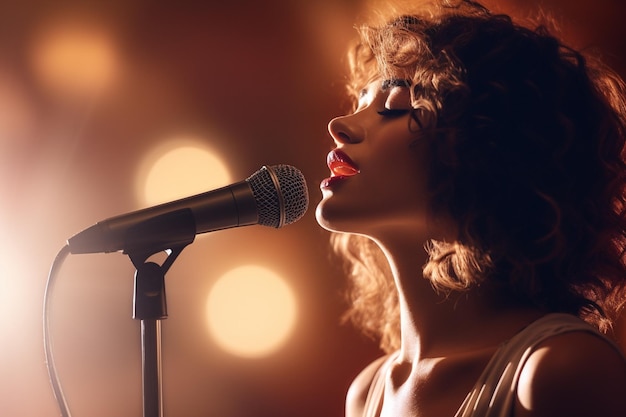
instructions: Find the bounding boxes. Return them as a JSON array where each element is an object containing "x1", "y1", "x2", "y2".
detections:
[{"x1": 43, "y1": 244, "x2": 72, "y2": 417}]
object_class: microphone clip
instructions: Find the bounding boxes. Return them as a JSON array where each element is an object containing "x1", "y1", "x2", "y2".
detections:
[{"x1": 126, "y1": 208, "x2": 195, "y2": 320}]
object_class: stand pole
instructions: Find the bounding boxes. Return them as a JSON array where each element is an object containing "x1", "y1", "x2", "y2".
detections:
[{"x1": 141, "y1": 319, "x2": 163, "y2": 417}]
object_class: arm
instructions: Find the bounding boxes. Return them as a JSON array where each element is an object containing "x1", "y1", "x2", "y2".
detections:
[{"x1": 514, "y1": 331, "x2": 626, "y2": 417}]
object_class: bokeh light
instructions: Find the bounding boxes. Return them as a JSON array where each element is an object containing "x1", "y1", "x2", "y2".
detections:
[
  {"x1": 206, "y1": 265, "x2": 297, "y2": 358},
  {"x1": 136, "y1": 138, "x2": 231, "y2": 206},
  {"x1": 29, "y1": 16, "x2": 119, "y2": 97}
]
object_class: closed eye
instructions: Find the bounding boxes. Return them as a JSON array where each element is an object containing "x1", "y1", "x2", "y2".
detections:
[{"x1": 377, "y1": 108, "x2": 409, "y2": 117}]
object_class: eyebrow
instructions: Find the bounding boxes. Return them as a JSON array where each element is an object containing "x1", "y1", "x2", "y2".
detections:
[{"x1": 382, "y1": 78, "x2": 411, "y2": 91}]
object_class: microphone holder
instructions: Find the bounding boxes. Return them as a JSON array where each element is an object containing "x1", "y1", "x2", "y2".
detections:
[{"x1": 126, "y1": 209, "x2": 196, "y2": 417}]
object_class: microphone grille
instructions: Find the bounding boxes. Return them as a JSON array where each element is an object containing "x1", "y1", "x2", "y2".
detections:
[{"x1": 246, "y1": 165, "x2": 309, "y2": 228}]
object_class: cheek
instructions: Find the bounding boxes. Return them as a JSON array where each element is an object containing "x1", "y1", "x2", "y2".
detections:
[
  {"x1": 370, "y1": 139, "x2": 432, "y2": 210},
  {"x1": 369, "y1": 136, "x2": 427, "y2": 193}
]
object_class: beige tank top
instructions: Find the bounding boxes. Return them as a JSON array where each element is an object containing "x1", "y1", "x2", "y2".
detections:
[{"x1": 361, "y1": 313, "x2": 624, "y2": 417}]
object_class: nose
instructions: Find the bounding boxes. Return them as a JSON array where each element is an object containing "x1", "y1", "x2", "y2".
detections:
[{"x1": 328, "y1": 114, "x2": 363, "y2": 145}]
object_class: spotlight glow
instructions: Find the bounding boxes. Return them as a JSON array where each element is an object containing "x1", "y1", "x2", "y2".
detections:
[
  {"x1": 29, "y1": 18, "x2": 119, "y2": 96},
  {"x1": 207, "y1": 265, "x2": 297, "y2": 358},
  {"x1": 137, "y1": 139, "x2": 231, "y2": 206}
]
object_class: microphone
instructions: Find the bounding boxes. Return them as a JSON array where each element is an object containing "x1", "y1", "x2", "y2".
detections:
[{"x1": 67, "y1": 164, "x2": 309, "y2": 254}]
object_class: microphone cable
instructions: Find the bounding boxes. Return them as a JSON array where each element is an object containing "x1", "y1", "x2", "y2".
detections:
[{"x1": 43, "y1": 244, "x2": 73, "y2": 417}]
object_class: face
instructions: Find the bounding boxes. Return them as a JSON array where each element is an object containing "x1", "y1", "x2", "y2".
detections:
[{"x1": 316, "y1": 79, "x2": 443, "y2": 241}]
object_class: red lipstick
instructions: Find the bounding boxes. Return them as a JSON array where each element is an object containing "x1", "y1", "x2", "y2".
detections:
[
  {"x1": 321, "y1": 149, "x2": 360, "y2": 189},
  {"x1": 327, "y1": 149, "x2": 360, "y2": 176}
]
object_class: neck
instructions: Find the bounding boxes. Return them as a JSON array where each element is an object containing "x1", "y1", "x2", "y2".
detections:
[{"x1": 373, "y1": 235, "x2": 543, "y2": 363}]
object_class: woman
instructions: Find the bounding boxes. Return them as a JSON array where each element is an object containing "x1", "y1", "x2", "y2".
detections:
[{"x1": 315, "y1": 1, "x2": 626, "y2": 416}]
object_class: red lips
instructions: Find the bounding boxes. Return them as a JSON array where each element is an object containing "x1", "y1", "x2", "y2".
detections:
[
  {"x1": 327, "y1": 149, "x2": 360, "y2": 176},
  {"x1": 321, "y1": 149, "x2": 359, "y2": 189}
]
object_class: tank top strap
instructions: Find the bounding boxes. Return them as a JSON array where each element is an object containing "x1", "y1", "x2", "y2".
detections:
[
  {"x1": 455, "y1": 313, "x2": 623, "y2": 417},
  {"x1": 362, "y1": 351, "x2": 399, "y2": 417}
]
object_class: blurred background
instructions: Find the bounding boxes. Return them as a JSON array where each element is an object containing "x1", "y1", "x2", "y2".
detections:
[{"x1": 0, "y1": 0, "x2": 624, "y2": 416}]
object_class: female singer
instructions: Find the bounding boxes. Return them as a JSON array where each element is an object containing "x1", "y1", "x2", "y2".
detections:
[{"x1": 315, "y1": 1, "x2": 626, "y2": 416}]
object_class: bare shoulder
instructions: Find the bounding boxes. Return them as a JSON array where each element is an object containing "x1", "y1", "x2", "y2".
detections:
[
  {"x1": 515, "y1": 331, "x2": 626, "y2": 417},
  {"x1": 345, "y1": 355, "x2": 390, "y2": 417}
]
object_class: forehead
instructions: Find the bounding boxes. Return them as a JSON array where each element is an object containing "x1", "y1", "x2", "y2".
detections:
[
  {"x1": 356, "y1": 79, "x2": 412, "y2": 111},
  {"x1": 359, "y1": 78, "x2": 411, "y2": 97}
]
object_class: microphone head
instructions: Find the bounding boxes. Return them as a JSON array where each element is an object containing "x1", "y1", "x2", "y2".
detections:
[{"x1": 246, "y1": 165, "x2": 309, "y2": 228}]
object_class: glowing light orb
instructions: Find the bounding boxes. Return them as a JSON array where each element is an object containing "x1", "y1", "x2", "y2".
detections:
[
  {"x1": 137, "y1": 140, "x2": 230, "y2": 206},
  {"x1": 30, "y1": 18, "x2": 119, "y2": 96},
  {"x1": 207, "y1": 265, "x2": 297, "y2": 358}
]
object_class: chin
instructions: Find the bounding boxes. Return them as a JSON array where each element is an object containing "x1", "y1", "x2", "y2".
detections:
[
  {"x1": 314, "y1": 201, "x2": 334, "y2": 232},
  {"x1": 315, "y1": 199, "x2": 359, "y2": 234},
  {"x1": 315, "y1": 199, "x2": 344, "y2": 232}
]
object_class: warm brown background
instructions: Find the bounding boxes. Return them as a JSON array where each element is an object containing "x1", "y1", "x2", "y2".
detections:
[{"x1": 0, "y1": 1, "x2": 624, "y2": 416}]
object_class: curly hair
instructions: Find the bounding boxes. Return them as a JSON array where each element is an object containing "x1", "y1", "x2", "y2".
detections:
[{"x1": 333, "y1": 0, "x2": 626, "y2": 352}]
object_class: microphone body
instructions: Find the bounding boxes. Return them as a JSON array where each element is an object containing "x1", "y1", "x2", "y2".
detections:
[{"x1": 67, "y1": 165, "x2": 308, "y2": 254}]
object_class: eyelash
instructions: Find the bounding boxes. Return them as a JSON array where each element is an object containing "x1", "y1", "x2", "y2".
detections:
[{"x1": 377, "y1": 108, "x2": 409, "y2": 117}]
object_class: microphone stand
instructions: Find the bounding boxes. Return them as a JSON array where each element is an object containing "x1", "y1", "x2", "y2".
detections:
[{"x1": 125, "y1": 209, "x2": 196, "y2": 417}]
